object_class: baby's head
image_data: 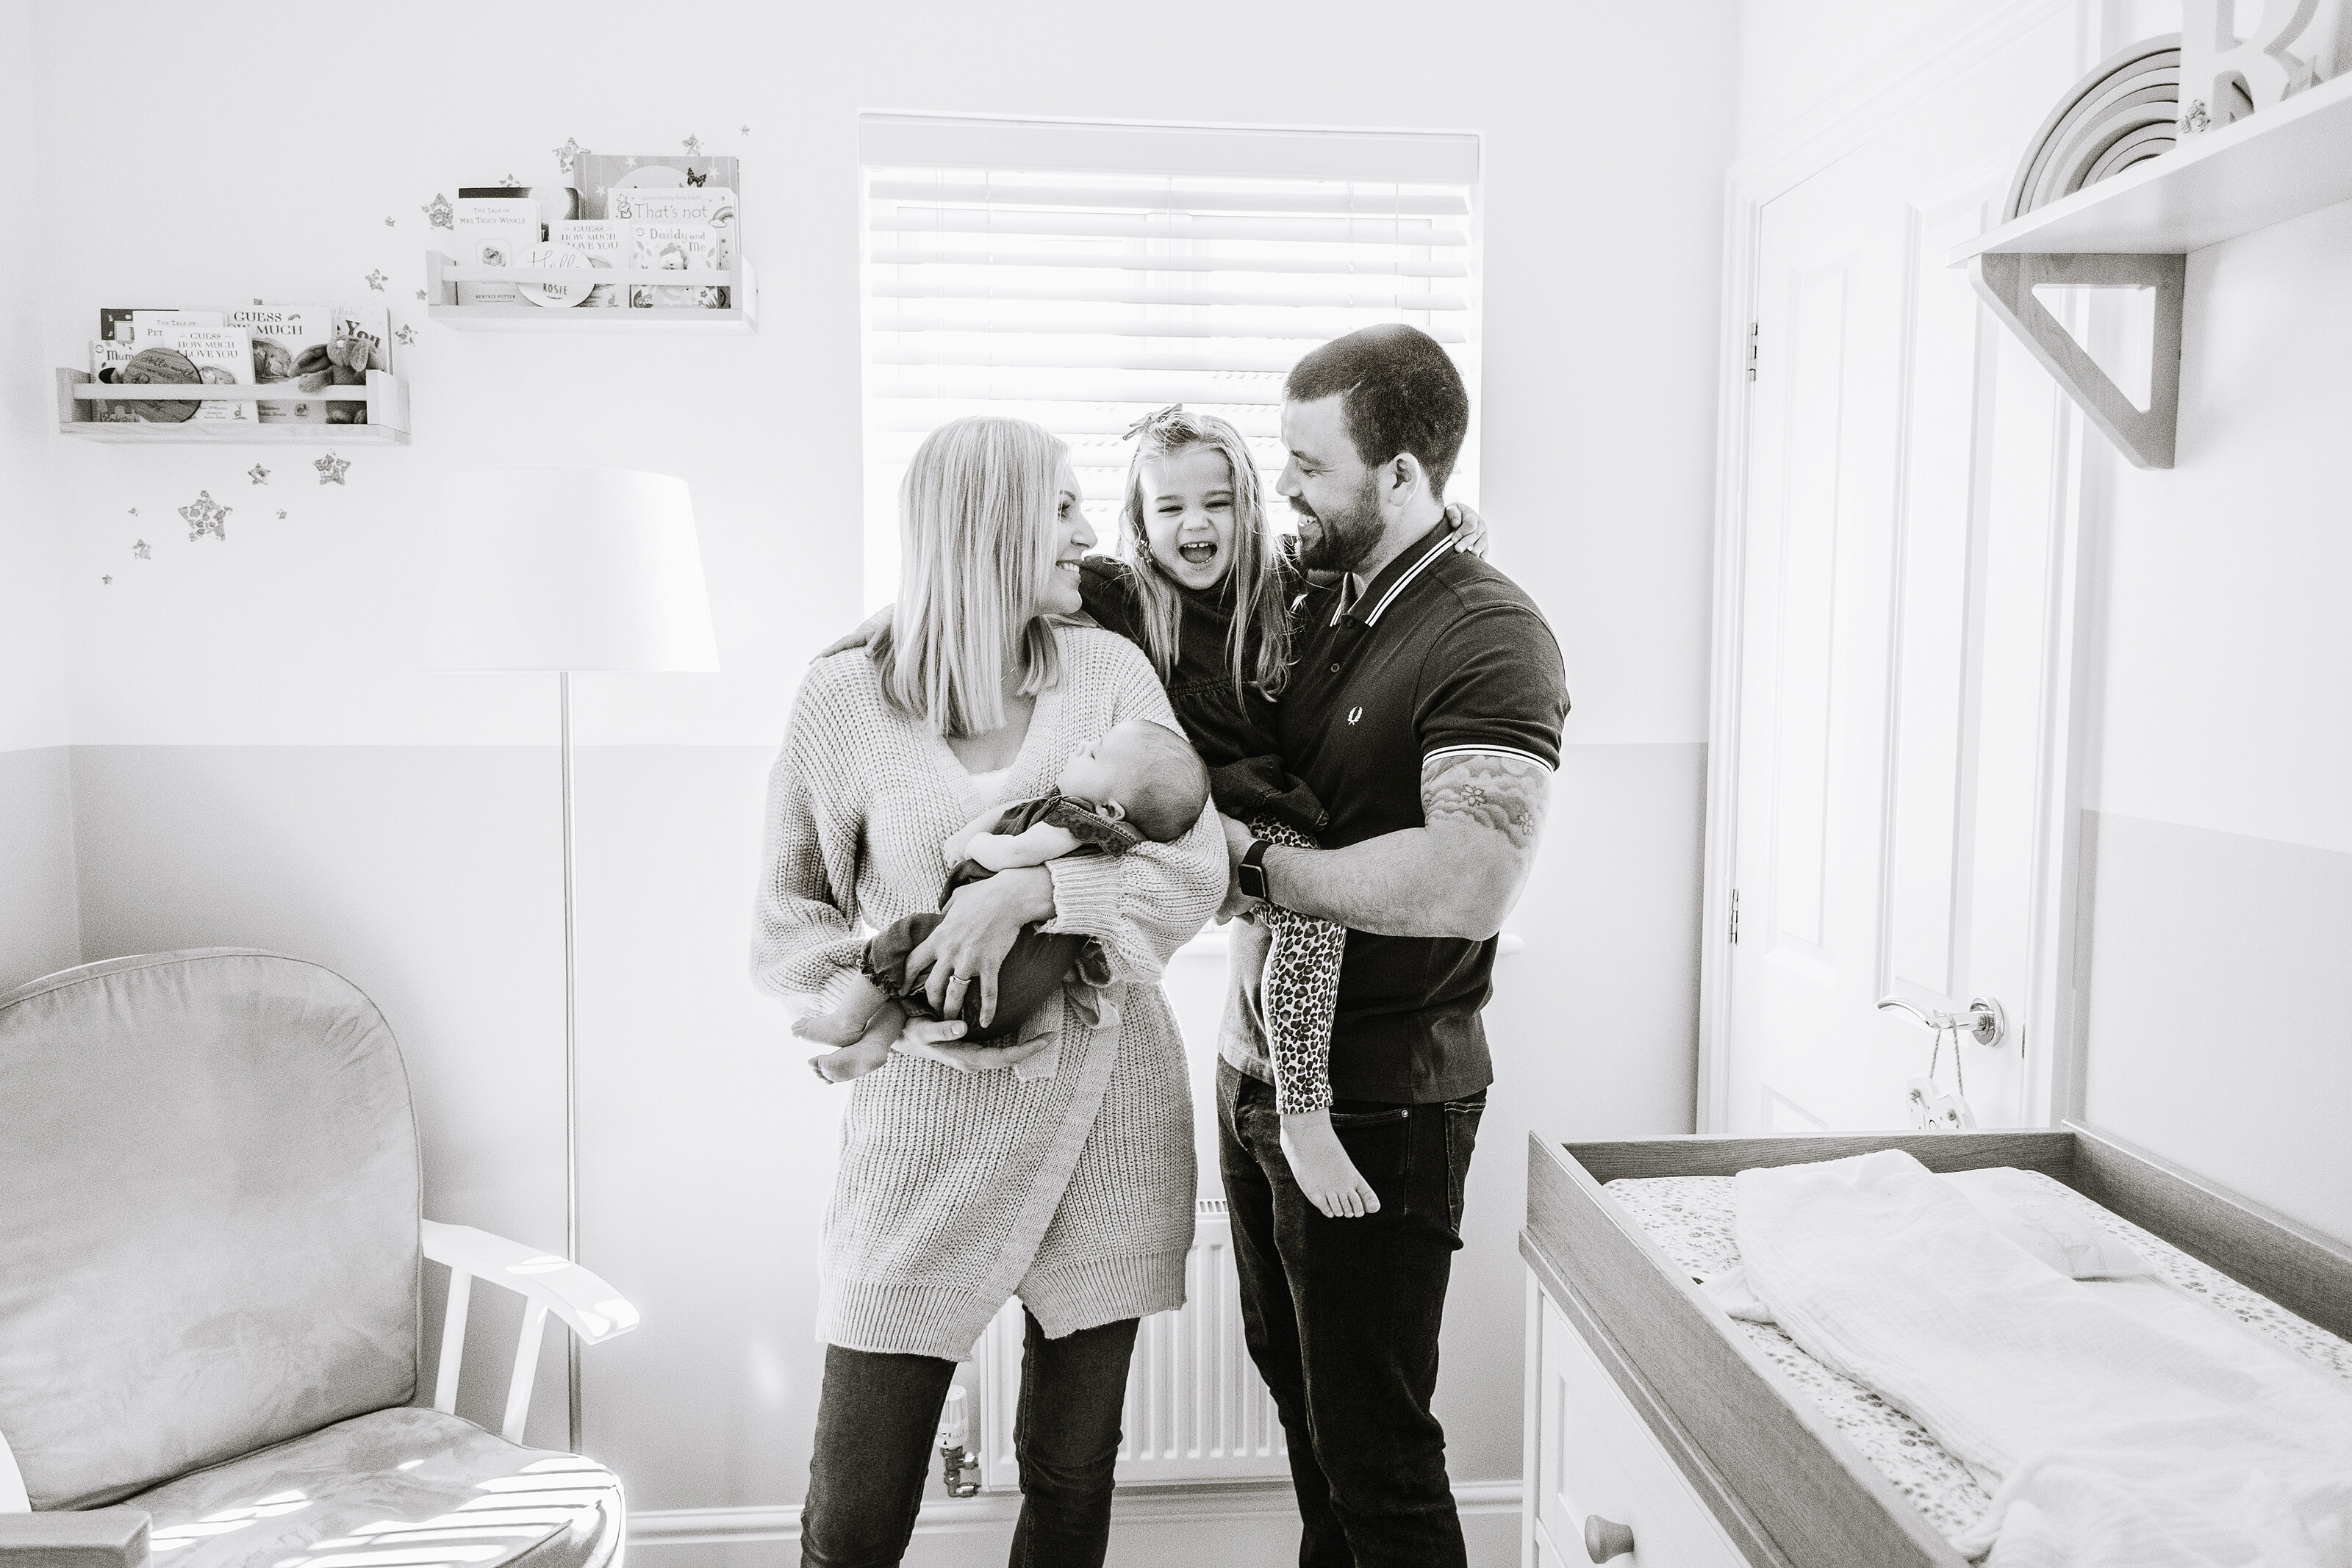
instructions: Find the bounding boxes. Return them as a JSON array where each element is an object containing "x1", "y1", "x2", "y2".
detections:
[{"x1": 1057, "y1": 720, "x2": 1208, "y2": 843}]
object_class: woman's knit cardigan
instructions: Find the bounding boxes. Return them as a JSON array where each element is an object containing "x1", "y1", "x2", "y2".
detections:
[{"x1": 752, "y1": 627, "x2": 1227, "y2": 1361}]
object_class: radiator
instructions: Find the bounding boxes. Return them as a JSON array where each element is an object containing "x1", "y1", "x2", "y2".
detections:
[{"x1": 975, "y1": 1197, "x2": 1291, "y2": 1488}]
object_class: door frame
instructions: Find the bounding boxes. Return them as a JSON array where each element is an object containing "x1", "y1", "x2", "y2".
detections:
[{"x1": 1697, "y1": 0, "x2": 2104, "y2": 1132}]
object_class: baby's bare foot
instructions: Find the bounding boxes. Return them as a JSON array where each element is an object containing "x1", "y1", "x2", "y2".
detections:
[
  {"x1": 794, "y1": 1007, "x2": 869, "y2": 1047},
  {"x1": 1280, "y1": 1110, "x2": 1381, "y2": 1220},
  {"x1": 810, "y1": 1040, "x2": 894, "y2": 1083}
]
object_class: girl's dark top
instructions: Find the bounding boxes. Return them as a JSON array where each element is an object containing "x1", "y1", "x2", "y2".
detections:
[{"x1": 1076, "y1": 556, "x2": 1328, "y2": 836}]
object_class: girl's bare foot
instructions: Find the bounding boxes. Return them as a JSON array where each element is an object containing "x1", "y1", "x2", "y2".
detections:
[{"x1": 1280, "y1": 1110, "x2": 1381, "y2": 1219}]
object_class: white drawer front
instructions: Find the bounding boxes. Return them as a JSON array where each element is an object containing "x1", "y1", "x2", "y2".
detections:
[{"x1": 1534, "y1": 1289, "x2": 1750, "y2": 1568}]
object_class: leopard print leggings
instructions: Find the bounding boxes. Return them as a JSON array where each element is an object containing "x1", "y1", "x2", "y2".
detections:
[{"x1": 1250, "y1": 815, "x2": 1347, "y2": 1115}]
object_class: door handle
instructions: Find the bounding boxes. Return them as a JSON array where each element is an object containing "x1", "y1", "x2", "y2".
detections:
[
  {"x1": 1584, "y1": 1514, "x2": 1635, "y2": 1562},
  {"x1": 1877, "y1": 994, "x2": 2007, "y2": 1048}
]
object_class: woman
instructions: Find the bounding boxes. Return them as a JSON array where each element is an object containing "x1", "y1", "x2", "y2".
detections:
[{"x1": 751, "y1": 415, "x2": 1226, "y2": 1567}]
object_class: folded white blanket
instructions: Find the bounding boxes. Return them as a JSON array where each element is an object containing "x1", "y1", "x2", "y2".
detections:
[{"x1": 1734, "y1": 1150, "x2": 2352, "y2": 1568}]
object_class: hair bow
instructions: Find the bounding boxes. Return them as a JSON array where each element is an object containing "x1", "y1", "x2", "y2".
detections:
[{"x1": 1122, "y1": 404, "x2": 1184, "y2": 440}]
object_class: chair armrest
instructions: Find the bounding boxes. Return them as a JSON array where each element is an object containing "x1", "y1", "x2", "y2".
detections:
[
  {"x1": 0, "y1": 1508, "x2": 150, "y2": 1568},
  {"x1": 420, "y1": 1220, "x2": 640, "y2": 1344}
]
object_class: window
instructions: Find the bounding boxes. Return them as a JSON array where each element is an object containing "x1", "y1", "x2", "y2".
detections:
[{"x1": 858, "y1": 114, "x2": 1481, "y2": 605}]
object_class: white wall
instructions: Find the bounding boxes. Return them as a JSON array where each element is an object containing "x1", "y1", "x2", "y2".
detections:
[
  {"x1": 0, "y1": 0, "x2": 79, "y2": 992},
  {"x1": 2074, "y1": 191, "x2": 2352, "y2": 1245},
  {"x1": 24, "y1": 0, "x2": 1736, "y2": 1556}
]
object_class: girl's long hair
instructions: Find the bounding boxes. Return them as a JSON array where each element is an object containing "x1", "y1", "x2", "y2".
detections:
[
  {"x1": 1115, "y1": 407, "x2": 1291, "y2": 700},
  {"x1": 872, "y1": 415, "x2": 1065, "y2": 738}
]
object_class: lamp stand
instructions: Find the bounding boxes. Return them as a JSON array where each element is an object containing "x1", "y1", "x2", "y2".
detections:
[{"x1": 560, "y1": 669, "x2": 582, "y2": 1454}]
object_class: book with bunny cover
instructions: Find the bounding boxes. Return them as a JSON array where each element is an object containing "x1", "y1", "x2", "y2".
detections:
[
  {"x1": 229, "y1": 303, "x2": 337, "y2": 422},
  {"x1": 628, "y1": 222, "x2": 720, "y2": 308}
]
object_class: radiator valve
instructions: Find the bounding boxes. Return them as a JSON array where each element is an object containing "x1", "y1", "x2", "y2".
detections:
[{"x1": 936, "y1": 1385, "x2": 982, "y2": 1497}]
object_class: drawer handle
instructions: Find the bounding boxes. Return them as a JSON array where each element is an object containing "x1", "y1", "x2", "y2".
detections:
[{"x1": 1584, "y1": 1514, "x2": 1636, "y2": 1563}]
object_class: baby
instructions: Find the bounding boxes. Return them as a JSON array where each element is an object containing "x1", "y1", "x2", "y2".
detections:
[{"x1": 796, "y1": 718, "x2": 1208, "y2": 1082}]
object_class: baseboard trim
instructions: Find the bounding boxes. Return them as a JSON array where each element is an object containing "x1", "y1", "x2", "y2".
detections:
[{"x1": 631, "y1": 1479, "x2": 1524, "y2": 1546}]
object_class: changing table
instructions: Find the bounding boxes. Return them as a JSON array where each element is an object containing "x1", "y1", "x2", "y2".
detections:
[{"x1": 1518, "y1": 1123, "x2": 2352, "y2": 1568}]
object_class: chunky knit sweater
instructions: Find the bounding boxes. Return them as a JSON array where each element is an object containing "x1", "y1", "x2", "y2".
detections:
[{"x1": 752, "y1": 627, "x2": 1226, "y2": 1361}]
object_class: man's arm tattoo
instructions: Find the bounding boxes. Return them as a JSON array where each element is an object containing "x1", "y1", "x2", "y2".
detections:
[{"x1": 1420, "y1": 751, "x2": 1551, "y2": 851}]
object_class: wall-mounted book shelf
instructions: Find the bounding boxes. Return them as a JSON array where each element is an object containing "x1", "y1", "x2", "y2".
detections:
[
  {"x1": 425, "y1": 251, "x2": 759, "y2": 333},
  {"x1": 55, "y1": 368, "x2": 411, "y2": 445},
  {"x1": 1947, "y1": 71, "x2": 2352, "y2": 469}
]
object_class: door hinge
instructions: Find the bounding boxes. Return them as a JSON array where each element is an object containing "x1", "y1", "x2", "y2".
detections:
[
  {"x1": 1729, "y1": 888, "x2": 1740, "y2": 944},
  {"x1": 1746, "y1": 322, "x2": 1759, "y2": 382}
]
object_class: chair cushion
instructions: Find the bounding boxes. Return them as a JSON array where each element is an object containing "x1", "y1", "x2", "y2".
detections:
[
  {"x1": 0, "y1": 950, "x2": 420, "y2": 1508},
  {"x1": 123, "y1": 1408, "x2": 622, "y2": 1568}
]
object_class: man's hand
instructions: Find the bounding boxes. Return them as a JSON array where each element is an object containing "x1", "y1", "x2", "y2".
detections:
[{"x1": 904, "y1": 866, "x2": 1054, "y2": 1029}]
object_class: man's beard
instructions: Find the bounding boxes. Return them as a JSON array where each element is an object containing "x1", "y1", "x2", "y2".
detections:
[{"x1": 1291, "y1": 476, "x2": 1383, "y2": 573}]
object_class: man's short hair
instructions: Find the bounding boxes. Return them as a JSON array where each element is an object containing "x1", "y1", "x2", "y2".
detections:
[
  {"x1": 1113, "y1": 722, "x2": 1210, "y2": 843},
  {"x1": 1285, "y1": 324, "x2": 1470, "y2": 498}
]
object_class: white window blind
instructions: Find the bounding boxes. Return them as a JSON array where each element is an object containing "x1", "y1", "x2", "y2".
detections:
[{"x1": 858, "y1": 115, "x2": 1481, "y2": 606}]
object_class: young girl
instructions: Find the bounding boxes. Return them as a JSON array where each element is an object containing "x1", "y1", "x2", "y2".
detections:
[
  {"x1": 1078, "y1": 406, "x2": 1373, "y2": 1220},
  {"x1": 825, "y1": 407, "x2": 1482, "y2": 1220}
]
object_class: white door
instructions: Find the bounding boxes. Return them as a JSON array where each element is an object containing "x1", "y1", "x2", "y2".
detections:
[{"x1": 1719, "y1": 26, "x2": 2080, "y2": 1134}]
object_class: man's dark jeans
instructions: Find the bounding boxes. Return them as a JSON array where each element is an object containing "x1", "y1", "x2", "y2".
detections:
[
  {"x1": 1216, "y1": 1057, "x2": 1485, "y2": 1568},
  {"x1": 800, "y1": 1310, "x2": 1139, "y2": 1568}
]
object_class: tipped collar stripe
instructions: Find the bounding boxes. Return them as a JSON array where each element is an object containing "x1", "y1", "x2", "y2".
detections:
[{"x1": 1327, "y1": 526, "x2": 1462, "y2": 628}]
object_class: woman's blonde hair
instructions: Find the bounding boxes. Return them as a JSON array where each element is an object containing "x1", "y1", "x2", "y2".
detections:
[
  {"x1": 872, "y1": 415, "x2": 1066, "y2": 737},
  {"x1": 1116, "y1": 406, "x2": 1291, "y2": 700}
]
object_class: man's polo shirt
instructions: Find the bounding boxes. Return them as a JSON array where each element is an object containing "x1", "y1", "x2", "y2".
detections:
[{"x1": 1220, "y1": 519, "x2": 1570, "y2": 1104}]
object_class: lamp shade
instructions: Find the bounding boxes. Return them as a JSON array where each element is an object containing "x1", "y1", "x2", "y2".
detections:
[{"x1": 425, "y1": 467, "x2": 720, "y2": 672}]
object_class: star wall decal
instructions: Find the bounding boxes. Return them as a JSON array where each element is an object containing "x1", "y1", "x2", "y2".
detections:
[
  {"x1": 365, "y1": 270, "x2": 387, "y2": 291},
  {"x1": 423, "y1": 193, "x2": 453, "y2": 229},
  {"x1": 179, "y1": 490, "x2": 230, "y2": 542},
  {"x1": 102, "y1": 575, "x2": 112, "y2": 586},
  {"x1": 248, "y1": 463, "x2": 270, "y2": 485},
  {"x1": 276, "y1": 510, "x2": 287, "y2": 520},
  {"x1": 740, "y1": 123, "x2": 752, "y2": 136},
  {"x1": 500, "y1": 173, "x2": 521, "y2": 187},
  {"x1": 554, "y1": 137, "x2": 587, "y2": 173},
  {"x1": 315, "y1": 452, "x2": 350, "y2": 486},
  {"x1": 127, "y1": 507, "x2": 138, "y2": 517},
  {"x1": 132, "y1": 540, "x2": 151, "y2": 559},
  {"x1": 416, "y1": 289, "x2": 429, "y2": 301},
  {"x1": 682, "y1": 133, "x2": 702, "y2": 155},
  {"x1": 395, "y1": 324, "x2": 417, "y2": 345},
  {"x1": 384, "y1": 216, "x2": 397, "y2": 227}
]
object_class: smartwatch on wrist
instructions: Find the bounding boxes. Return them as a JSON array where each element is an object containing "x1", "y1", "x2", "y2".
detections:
[{"x1": 1237, "y1": 838, "x2": 1272, "y2": 902}]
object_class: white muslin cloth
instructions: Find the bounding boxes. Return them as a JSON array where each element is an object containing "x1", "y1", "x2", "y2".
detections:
[{"x1": 1733, "y1": 1150, "x2": 2352, "y2": 1568}]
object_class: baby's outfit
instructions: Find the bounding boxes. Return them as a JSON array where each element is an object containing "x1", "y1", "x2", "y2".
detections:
[
  {"x1": 858, "y1": 789, "x2": 1140, "y2": 1043},
  {"x1": 1078, "y1": 558, "x2": 1347, "y2": 1115}
]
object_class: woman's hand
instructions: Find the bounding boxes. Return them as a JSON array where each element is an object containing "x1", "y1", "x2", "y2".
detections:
[
  {"x1": 891, "y1": 1021, "x2": 1056, "y2": 1074},
  {"x1": 812, "y1": 604, "x2": 894, "y2": 661},
  {"x1": 905, "y1": 866, "x2": 1055, "y2": 1029}
]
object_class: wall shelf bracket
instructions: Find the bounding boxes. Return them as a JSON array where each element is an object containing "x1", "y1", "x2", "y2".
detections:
[{"x1": 1970, "y1": 252, "x2": 2184, "y2": 470}]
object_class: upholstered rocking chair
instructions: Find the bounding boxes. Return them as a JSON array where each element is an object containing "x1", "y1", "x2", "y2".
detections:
[{"x1": 0, "y1": 949, "x2": 637, "y2": 1568}]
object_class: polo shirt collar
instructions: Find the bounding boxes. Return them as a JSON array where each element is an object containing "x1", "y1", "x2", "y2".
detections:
[{"x1": 1330, "y1": 518, "x2": 1461, "y2": 627}]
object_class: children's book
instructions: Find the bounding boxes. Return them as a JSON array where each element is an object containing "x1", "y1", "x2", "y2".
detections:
[
  {"x1": 157, "y1": 326, "x2": 255, "y2": 425},
  {"x1": 628, "y1": 223, "x2": 719, "y2": 308},
  {"x1": 607, "y1": 187, "x2": 735, "y2": 303},
  {"x1": 129, "y1": 310, "x2": 225, "y2": 345},
  {"x1": 87, "y1": 338, "x2": 139, "y2": 420},
  {"x1": 453, "y1": 193, "x2": 543, "y2": 240},
  {"x1": 551, "y1": 219, "x2": 624, "y2": 307},
  {"x1": 229, "y1": 303, "x2": 337, "y2": 423},
  {"x1": 99, "y1": 307, "x2": 196, "y2": 343},
  {"x1": 457, "y1": 225, "x2": 537, "y2": 306},
  {"x1": 575, "y1": 154, "x2": 739, "y2": 220}
]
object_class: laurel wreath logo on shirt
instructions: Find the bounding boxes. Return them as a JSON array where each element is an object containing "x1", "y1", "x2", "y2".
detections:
[{"x1": 1347, "y1": 707, "x2": 1363, "y2": 724}]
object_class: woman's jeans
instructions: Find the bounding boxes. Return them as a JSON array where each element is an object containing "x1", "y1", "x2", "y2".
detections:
[{"x1": 800, "y1": 1310, "x2": 1139, "y2": 1568}]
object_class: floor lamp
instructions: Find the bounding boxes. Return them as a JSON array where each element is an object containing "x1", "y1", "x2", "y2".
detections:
[{"x1": 424, "y1": 467, "x2": 720, "y2": 1451}]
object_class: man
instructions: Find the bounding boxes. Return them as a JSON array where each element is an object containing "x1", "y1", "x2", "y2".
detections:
[{"x1": 1218, "y1": 324, "x2": 1568, "y2": 1568}]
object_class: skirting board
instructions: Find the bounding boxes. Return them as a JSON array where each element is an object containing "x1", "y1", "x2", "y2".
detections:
[{"x1": 632, "y1": 1480, "x2": 1524, "y2": 1547}]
